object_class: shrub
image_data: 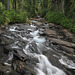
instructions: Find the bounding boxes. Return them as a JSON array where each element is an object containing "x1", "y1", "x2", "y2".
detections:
[
  {"x1": 9, "y1": 10, "x2": 16, "y2": 23},
  {"x1": 40, "y1": 8, "x2": 49, "y2": 17},
  {"x1": 2, "y1": 10, "x2": 11, "y2": 23},
  {"x1": 0, "y1": 15, "x2": 5, "y2": 25},
  {"x1": 0, "y1": 2, "x2": 5, "y2": 12},
  {"x1": 45, "y1": 11, "x2": 66, "y2": 24},
  {"x1": 45, "y1": 11, "x2": 75, "y2": 33},
  {"x1": 0, "y1": 9, "x2": 28, "y2": 25},
  {"x1": 20, "y1": 11, "x2": 29, "y2": 22},
  {"x1": 61, "y1": 18, "x2": 73, "y2": 29},
  {"x1": 71, "y1": 24, "x2": 75, "y2": 33},
  {"x1": 5, "y1": 17, "x2": 10, "y2": 23},
  {"x1": 15, "y1": 14, "x2": 23, "y2": 23}
]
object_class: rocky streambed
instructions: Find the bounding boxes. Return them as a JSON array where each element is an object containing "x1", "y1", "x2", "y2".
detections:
[{"x1": 0, "y1": 18, "x2": 75, "y2": 75}]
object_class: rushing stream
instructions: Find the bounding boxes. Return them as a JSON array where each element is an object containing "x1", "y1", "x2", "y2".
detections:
[{"x1": 0, "y1": 19, "x2": 75, "y2": 75}]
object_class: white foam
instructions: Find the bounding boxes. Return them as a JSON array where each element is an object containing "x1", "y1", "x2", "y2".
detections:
[
  {"x1": 30, "y1": 30, "x2": 39, "y2": 37},
  {"x1": 17, "y1": 34, "x2": 28, "y2": 41},
  {"x1": 35, "y1": 54, "x2": 66, "y2": 75},
  {"x1": 11, "y1": 45, "x2": 19, "y2": 48},
  {"x1": 59, "y1": 56, "x2": 75, "y2": 69},
  {"x1": 33, "y1": 36, "x2": 46, "y2": 43},
  {"x1": 8, "y1": 52, "x2": 13, "y2": 61},
  {"x1": 4, "y1": 35, "x2": 14, "y2": 39},
  {"x1": 30, "y1": 20, "x2": 38, "y2": 23},
  {"x1": 35, "y1": 68, "x2": 46, "y2": 75},
  {"x1": 9, "y1": 26, "x2": 17, "y2": 31},
  {"x1": 27, "y1": 29, "x2": 32, "y2": 31},
  {"x1": 4, "y1": 62, "x2": 11, "y2": 66}
]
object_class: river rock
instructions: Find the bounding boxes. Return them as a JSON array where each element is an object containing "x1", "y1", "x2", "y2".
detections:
[{"x1": 61, "y1": 46, "x2": 74, "y2": 54}]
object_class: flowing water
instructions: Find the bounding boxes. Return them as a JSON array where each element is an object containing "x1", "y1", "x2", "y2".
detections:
[{"x1": 1, "y1": 20, "x2": 75, "y2": 75}]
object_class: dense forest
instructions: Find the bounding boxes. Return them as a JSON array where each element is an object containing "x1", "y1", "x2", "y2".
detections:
[{"x1": 0, "y1": 0, "x2": 75, "y2": 33}]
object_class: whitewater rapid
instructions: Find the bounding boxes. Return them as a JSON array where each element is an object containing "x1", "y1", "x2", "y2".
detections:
[{"x1": 6, "y1": 21, "x2": 75, "y2": 75}]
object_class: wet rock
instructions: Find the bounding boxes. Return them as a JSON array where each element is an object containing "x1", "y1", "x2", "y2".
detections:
[
  {"x1": 44, "y1": 27, "x2": 56, "y2": 37},
  {"x1": 42, "y1": 50, "x2": 63, "y2": 69},
  {"x1": 49, "y1": 38, "x2": 75, "y2": 48},
  {"x1": 34, "y1": 22, "x2": 42, "y2": 26},
  {"x1": 13, "y1": 50, "x2": 27, "y2": 61},
  {"x1": 0, "y1": 19, "x2": 75, "y2": 75},
  {"x1": 0, "y1": 64, "x2": 12, "y2": 75},
  {"x1": 62, "y1": 29, "x2": 73, "y2": 38},
  {"x1": 61, "y1": 46, "x2": 74, "y2": 54},
  {"x1": 0, "y1": 36, "x2": 14, "y2": 45},
  {"x1": 1, "y1": 25, "x2": 6, "y2": 29},
  {"x1": 29, "y1": 43, "x2": 40, "y2": 53},
  {"x1": 13, "y1": 60, "x2": 35, "y2": 75},
  {"x1": 0, "y1": 30, "x2": 2, "y2": 34}
]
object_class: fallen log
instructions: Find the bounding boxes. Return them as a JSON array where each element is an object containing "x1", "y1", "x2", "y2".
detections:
[{"x1": 49, "y1": 38, "x2": 75, "y2": 48}]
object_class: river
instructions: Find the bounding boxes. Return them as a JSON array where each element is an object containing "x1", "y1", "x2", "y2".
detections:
[{"x1": 0, "y1": 19, "x2": 75, "y2": 75}]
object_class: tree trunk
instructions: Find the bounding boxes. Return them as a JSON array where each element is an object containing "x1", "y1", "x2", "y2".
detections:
[
  {"x1": 13, "y1": 0, "x2": 16, "y2": 9},
  {"x1": 7, "y1": 0, "x2": 10, "y2": 10},
  {"x1": 61, "y1": 0, "x2": 64, "y2": 13},
  {"x1": 22, "y1": 0, "x2": 23, "y2": 9},
  {"x1": 51, "y1": 0, "x2": 56, "y2": 11}
]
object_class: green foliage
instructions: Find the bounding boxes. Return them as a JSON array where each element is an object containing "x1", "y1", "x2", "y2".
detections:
[
  {"x1": 0, "y1": 15, "x2": 5, "y2": 25},
  {"x1": 0, "y1": 2, "x2": 5, "y2": 11},
  {"x1": 5, "y1": 17, "x2": 10, "y2": 23},
  {"x1": 28, "y1": 9, "x2": 38, "y2": 18},
  {"x1": 45, "y1": 11, "x2": 66, "y2": 24},
  {"x1": 0, "y1": 10, "x2": 28, "y2": 25},
  {"x1": 61, "y1": 18, "x2": 73, "y2": 29},
  {"x1": 14, "y1": 11, "x2": 28, "y2": 23},
  {"x1": 9, "y1": 10, "x2": 16, "y2": 23},
  {"x1": 40, "y1": 8, "x2": 49, "y2": 17},
  {"x1": 45, "y1": 11, "x2": 75, "y2": 33},
  {"x1": 71, "y1": 25, "x2": 75, "y2": 33}
]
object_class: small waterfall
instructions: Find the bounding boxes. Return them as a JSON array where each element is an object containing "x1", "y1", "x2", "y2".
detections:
[
  {"x1": 33, "y1": 36, "x2": 46, "y2": 43},
  {"x1": 35, "y1": 54, "x2": 66, "y2": 75},
  {"x1": 22, "y1": 24, "x2": 66, "y2": 75},
  {"x1": 30, "y1": 30, "x2": 39, "y2": 37}
]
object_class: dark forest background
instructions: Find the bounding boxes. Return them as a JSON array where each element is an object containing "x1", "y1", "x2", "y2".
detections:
[{"x1": 0, "y1": 0, "x2": 75, "y2": 33}]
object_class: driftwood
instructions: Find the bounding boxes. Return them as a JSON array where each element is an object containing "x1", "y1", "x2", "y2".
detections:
[{"x1": 49, "y1": 38, "x2": 75, "y2": 48}]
